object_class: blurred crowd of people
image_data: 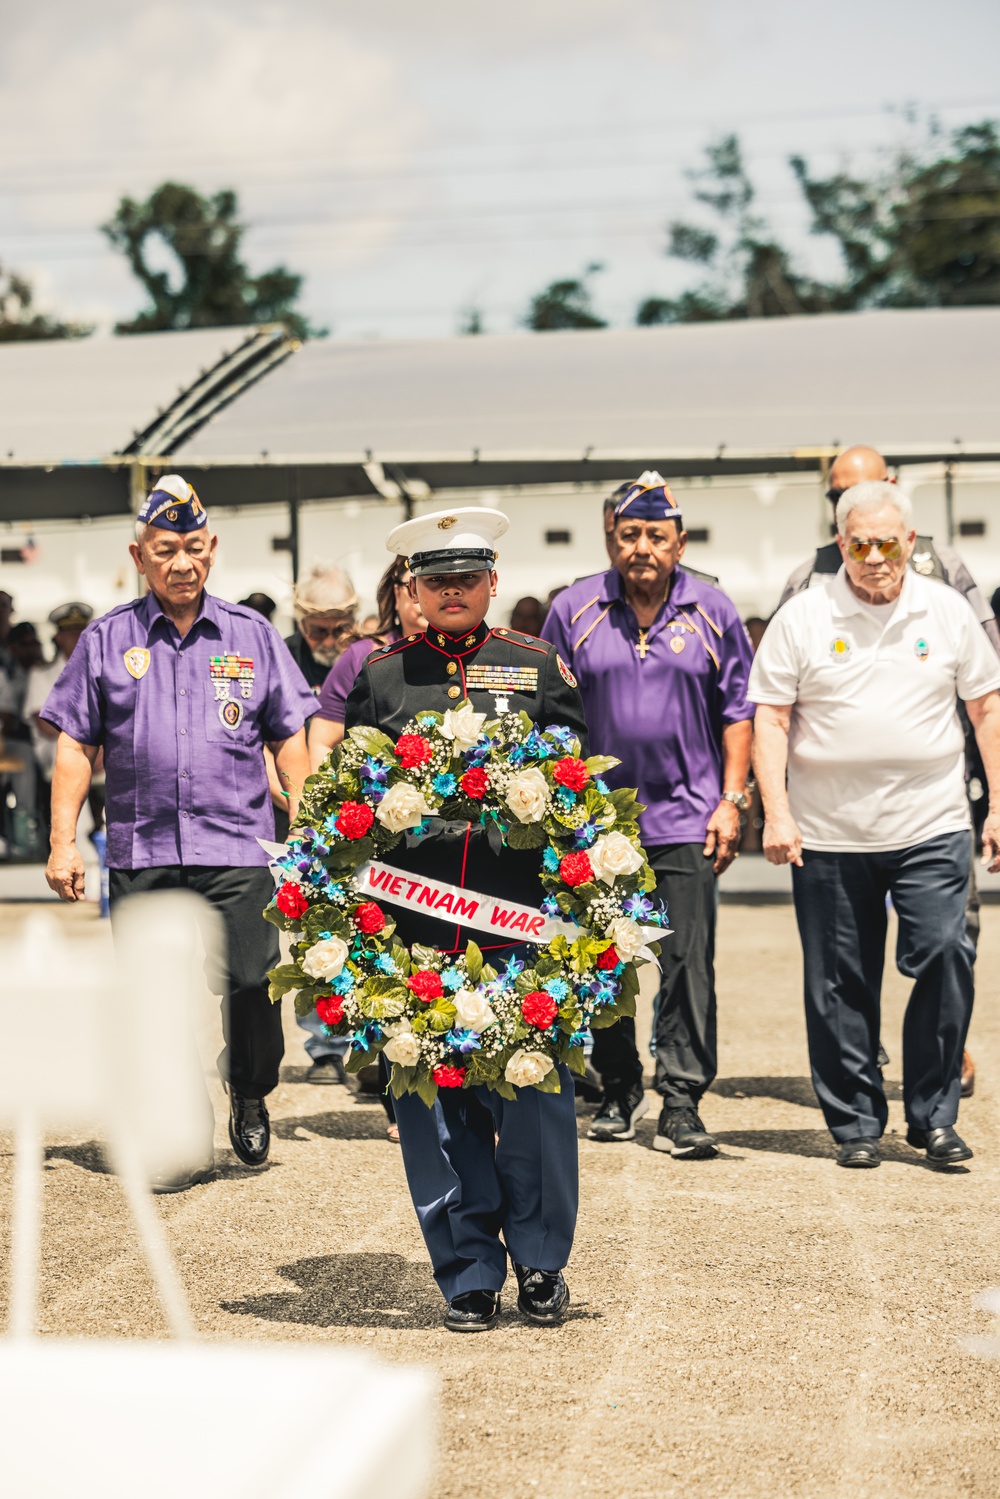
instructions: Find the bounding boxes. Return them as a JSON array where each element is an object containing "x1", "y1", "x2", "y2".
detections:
[{"x1": 0, "y1": 593, "x2": 104, "y2": 859}]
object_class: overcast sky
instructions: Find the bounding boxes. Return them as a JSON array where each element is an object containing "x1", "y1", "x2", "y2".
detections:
[{"x1": 4, "y1": 0, "x2": 1000, "y2": 340}]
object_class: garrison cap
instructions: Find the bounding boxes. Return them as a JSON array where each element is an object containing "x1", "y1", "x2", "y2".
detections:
[
  {"x1": 613, "y1": 470, "x2": 683, "y2": 523},
  {"x1": 49, "y1": 601, "x2": 93, "y2": 629},
  {"x1": 138, "y1": 473, "x2": 208, "y2": 533},
  {"x1": 387, "y1": 506, "x2": 509, "y2": 577}
]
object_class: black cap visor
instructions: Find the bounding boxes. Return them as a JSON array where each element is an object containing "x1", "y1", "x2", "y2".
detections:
[{"x1": 408, "y1": 547, "x2": 497, "y2": 577}]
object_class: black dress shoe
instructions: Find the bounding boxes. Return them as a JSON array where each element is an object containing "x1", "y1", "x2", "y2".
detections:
[
  {"x1": 228, "y1": 1091, "x2": 270, "y2": 1166},
  {"x1": 907, "y1": 1124, "x2": 973, "y2": 1166},
  {"x1": 512, "y1": 1263, "x2": 570, "y2": 1325},
  {"x1": 837, "y1": 1137, "x2": 880, "y2": 1168},
  {"x1": 444, "y1": 1290, "x2": 500, "y2": 1333}
]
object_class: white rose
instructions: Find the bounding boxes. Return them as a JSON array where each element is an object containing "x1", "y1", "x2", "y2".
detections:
[
  {"x1": 605, "y1": 916, "x2": 646, "y2": 961},
  {"x1": 301, "y1": 934, "x2": 349, "y2": 981},
  {"x1": 505, "y1": 1048, "x2": 555, "y2": 1088},
  {"x1": 453, "y1": 989, "x2": 497, "y2": 1032},
  {"x1": 440, "y1": 703, "x2": 488, "y2": 754},
  {"x1": 505, "y1": 766, "x2": 549, "y2": 824},
  {"x1": 589, "y1": 831, "x2": 645, "y2": 886},
  {"x1": 375, "y1": 781, "x2": 433, "y2": 834},
  {"x1": 383, "y1": 1030, "x2": 421, "y2": 1067}
]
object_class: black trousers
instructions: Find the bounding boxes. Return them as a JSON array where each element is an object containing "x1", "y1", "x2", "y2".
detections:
[
  {"x1": 108, "y1": 865, "x2": 284, "y2": 1098},
  {"x1": 791, "y1": 832, "x2": 974, "y2": 1141},
  {"x1": 591, "y1": 842, "x2": 717, "y2": 1108}
]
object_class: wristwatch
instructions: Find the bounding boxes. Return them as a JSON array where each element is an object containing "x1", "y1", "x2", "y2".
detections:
[{"x1": 721, "y1": 790, "x2": 750, "y2": 812}]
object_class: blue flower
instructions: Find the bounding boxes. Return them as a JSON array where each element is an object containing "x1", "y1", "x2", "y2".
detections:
[
  {"x1": 464, "y1": 743, "x2": 490, "y2": 767},
  {"x1": 418, "y1": 714, "x2": 437, "y2": 727},
  {"x1": 544, "y1": 978, "x2": 570, "y2": 1001},
  {"x1": 573, "y1": 820, "x2": 598, "y2": 849},
  {"x1": 323, "y1": 813, "x2": 341, "y2": 836},
  {"x1": 540, "y1": 894, "x2": 560, "y2": 917},
  {"x1": 623, "y1": 892, "x2": 654, "y2": 921},
  {"x1": 318, "y1": 930, "x2": 332, "y2": 940},
  {"x1": 442, "y1": 966, "x2": 464, "y2": 992},
  {"x1": 375, "y1": 953, "x2": 397, "y2": 975},
  {"x1": 503, "y1": 955, "x2": 525, "y2": 980},
  {"x1": 555, "y1": 786, "x2": 577, "y2": 810},
  {"x1": 524, "y1": 726, "x2": 553, "y2": 761},
  {"x1": 361, "y1": 756, "x2": 388, "y2": 786},
  {"x1": 595, "y1": 778, "x2": 609, "y2": 794},
  {"x1": 331, "y1": 971, "x2": 354, "y2": 995},
  {"x1": 542, "y1": 847, "x2": 560, "y2": 873},
  {"x1": 545, "y1": 723, "x2": 576, "y2": 750},
  {"x1": 433, "y1": 772, "x2": 457, "y2": 795},
  {"x1": 569, "y1": 1029, "x2": 588, "y2": 1047},
  {"x1": 446, "y1": 1027, "x2": 482, "y2": 1054}
]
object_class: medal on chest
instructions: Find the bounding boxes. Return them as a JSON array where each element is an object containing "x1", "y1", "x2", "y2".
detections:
[
  {"x1": 210, "y1": 653, "x2": 255, "y2": 700},
  {"x1": 123, "y1": 647, "x2": 150, "y2": 680},
  {"x1": 465, "y1": 662, "x2": 538, "y2": 713}
]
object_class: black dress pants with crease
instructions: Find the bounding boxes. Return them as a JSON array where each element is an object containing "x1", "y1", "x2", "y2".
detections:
[
  {"x1": 109, "y1": 864, "x2": 284, "y2": 1098},
  {"x1": 791, "y1": 831, "x2": 974, "y2": 1142}
]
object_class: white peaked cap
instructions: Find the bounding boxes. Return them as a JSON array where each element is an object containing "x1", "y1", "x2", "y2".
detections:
[{"x1": 386, "y1": 506, "x2": 510, "y2": 575}]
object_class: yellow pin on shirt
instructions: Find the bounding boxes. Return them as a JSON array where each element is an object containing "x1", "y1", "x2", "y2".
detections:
[
  {"x1": 670, "y1": 636, "x2": 686, "y2": 655},
  {"x1": 123, "y1": 647, "x2": 150, "y2": 679}
]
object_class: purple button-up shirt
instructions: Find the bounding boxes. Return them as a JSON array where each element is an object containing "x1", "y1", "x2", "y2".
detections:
[
  {"x1": 314, "y1": 632, "x2": 398, "y2": 724},
  {"x1": 542, "y1": 567, "x2": 754, "y2": 846},
  {"x1": 41, "y1": 590, "x2": 316, "y2": 869}
]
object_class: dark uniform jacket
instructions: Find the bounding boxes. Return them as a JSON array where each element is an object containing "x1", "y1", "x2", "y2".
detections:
[{"x1": 344, "y1": 619, "x2": 588, "y2": 957}]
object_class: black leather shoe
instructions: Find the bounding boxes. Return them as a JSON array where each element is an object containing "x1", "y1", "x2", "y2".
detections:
[
  {"x1": 444, "y1": 1290, "x2": 500, "y2": 1332},
  {"x1": 837, "y1": 1137, "x2": 880, "y2": 1169},
  {"x1": 228, "y1": 1090, "x2": 270, "y2": 1166},
  {"x1": 907, "y1": 1124, "x2": 973, "y2": 1166},
  {"x1": 587, "y1": 1084, "x2": 648, "y2": 1141},
  {"x1": 512, "y1": 1263, "x2": 570, "y2": 1325}
]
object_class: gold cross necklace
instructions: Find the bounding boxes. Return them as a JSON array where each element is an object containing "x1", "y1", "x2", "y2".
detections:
[{"x1": 635, "y1": 629, "x2": 651, "y2": 660}]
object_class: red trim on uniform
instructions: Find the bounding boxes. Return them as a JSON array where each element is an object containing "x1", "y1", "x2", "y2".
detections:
[{"x1": 368, "y1": 638, "x2": 421, "y2": 665}]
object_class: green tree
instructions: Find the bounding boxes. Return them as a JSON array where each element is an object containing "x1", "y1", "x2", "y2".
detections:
[
  {"x1": 103, "y1": 182, "x2": 319, "y2": 338},
  {"x1": 637, "y1": 135, "x2": 843, "y2": 325},
  {"x1": 525, "y1": 263, "x2": 607, "y2": 330},
  {"x1": 0, "y1": 262, "x2": 90, "y2": 341},
  {"x1": 792, "y1": 121, "x2": 1000, "y2": 308}
]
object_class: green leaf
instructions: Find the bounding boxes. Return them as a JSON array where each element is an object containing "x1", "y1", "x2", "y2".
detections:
[
  {"x1": 534, "y1": 1066, "x2": 563, "y2": 1094},
  {"x1": 492, "y1": 1076, "x2": 517, "y2": 1101},
  {"x1": 589, "y1": 1006, "x2": 620, "y2": 1030},
  {"x1": 464, "y1": 940, "x2": 483, "y2": 984},
  {"x1": 506, "y1": 819, "x2": 547, "y2": 849},
  {"x1": 345, "y1": 1044, "x2": 380, "y2": 1074},
  {"x1": 585, "y1": 754, "x2": 620, "y2": 777},
  {"x1": 413, "y1": 1070, "x2": 440, "y2": 1108},
  {"x1": 410, "y1": 944, "x2": 441, "y2": 971},
  {"x1": 565, "y1": 1045, "x2": 586, "y2": 1076},
  {"x1": 348, "y1": 725, "x2": 396, "y2": 757},
  {"x1": 267, "y1": 962, "x2": 303, "y2": 1003},
  {"x1": 388, "y1": 1063, "x2": 415, "y2": 1098},
  {"x1": 293, "y1": 991, "x2": 318, "y2": 1017},
  {"x1": 423, "y1": 998, "x2": 458, "y2": 1032},
  {"x1": 618, "y1": 962, "x2": 639, "y2": 1005}
]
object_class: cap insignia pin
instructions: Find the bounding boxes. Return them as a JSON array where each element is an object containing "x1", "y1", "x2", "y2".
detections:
[{"x1": 437, "y1": 516, "x2": 458, "y2": 530}]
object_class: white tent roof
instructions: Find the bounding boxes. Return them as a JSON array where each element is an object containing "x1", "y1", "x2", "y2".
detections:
[
  {"x1": 179, "y1": 307, "x2": 1000, "y2": 468},
  {"x1": 0, "y1": 325, "x2": 288, "y2": 463}
]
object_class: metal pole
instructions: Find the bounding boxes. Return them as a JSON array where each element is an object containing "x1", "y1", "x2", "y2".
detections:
[
  {"x1": 289, "y1": 467, "x2": 301, "y2": 584},
  {"x1": 944, "y1": 462, "x2": 955, "y2": 546}
]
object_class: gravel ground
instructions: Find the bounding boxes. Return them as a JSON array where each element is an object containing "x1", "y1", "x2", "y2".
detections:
[{"x1": 1, "y1": 898, "x2": 999, "y2": 1499}]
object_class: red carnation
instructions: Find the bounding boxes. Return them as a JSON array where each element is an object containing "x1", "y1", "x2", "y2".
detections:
[
  {"x1": 521, "y1": 990, "x2": 559, "y2": 1028},
  {"x1": 354, "y1": 901, "x2": 386, "y2": 934},
  {"x1": 315, "y1": 996, "x2": 344, "y2": 1027},
  {"x1": 433, "y1": 1064, "x2": 466, "y2": 1088},
  {"x1": 275, "y1": 882, "x2": 309, "y2": 920},
  {"x1": 560, "y1": 851, "x2": 594, "y2": 888},
  {"x1": 336, "y1": 801, "x2": 375, "y2": 840},
  {"x1": 596, "y1": 945, "x2": 620, "y2": 970},
  {"x1": 460, "y1": 767, "x2": 489, "y2": 800},
  {"x1": 407, "y1": 970, "x2": 444, "y2": 1003},
  {"x1": 552, "y1": 757, "x2": 589, "y2": 793},
  {"x1": 396, "y1": 733, "x2": 433, "y2": 769}
]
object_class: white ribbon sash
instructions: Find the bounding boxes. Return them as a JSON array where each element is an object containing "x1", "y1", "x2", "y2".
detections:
[{"x1": 356, "y1": 859, "x2": 575, "y2": 943}]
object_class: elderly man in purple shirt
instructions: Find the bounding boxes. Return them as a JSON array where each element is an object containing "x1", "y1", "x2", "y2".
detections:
[
  {"x1": 543, "y1": 473, "x2": 754, "y2": 1158},
  {"x1": 41, "y1": 474, "x2": 315, "y2": 1187}
]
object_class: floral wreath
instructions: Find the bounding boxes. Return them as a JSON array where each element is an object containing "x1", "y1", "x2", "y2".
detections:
[{"x1": 265, "y1": 701, "x2": 665, "y2": 1105}]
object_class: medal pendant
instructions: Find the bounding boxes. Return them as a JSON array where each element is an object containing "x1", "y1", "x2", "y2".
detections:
[
  {"x1": 214, "y1": 681, "x2": 231, "y2": 701},
  {"x1": 670, "y1": 636, "x2": 686, "y2": 655},
  {"x1": 123, "y1": 647, "x2": 150, "y2": 680},
  {"x1": 219, "y1": 700, "x2": 244, "y2": 730},
  {"x1": 493, "y1": 693, "x2": 510, "y2": 713},
  {"x1": 240, "y1": 682, "x2": 254, "y2": 699}
]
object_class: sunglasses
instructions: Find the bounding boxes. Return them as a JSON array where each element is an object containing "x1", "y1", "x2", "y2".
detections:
[
  {"x1": 846, "y1": 537, "x2": 903, "y2": 562},
  {"x1": 826, "y1": 486, "x2": 845, "y2": 503}
]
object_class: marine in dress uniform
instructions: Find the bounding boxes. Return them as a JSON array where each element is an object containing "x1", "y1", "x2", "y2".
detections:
[
  {"x1": 543, "y1": 475, "x2": 755, "y2": 1159},
  {"x1": 41, "y1": 475, "x2": 315, "y2": 1187},
  {"x1": 345, "y1": 507, "x2": 587, "y2": 1331}
]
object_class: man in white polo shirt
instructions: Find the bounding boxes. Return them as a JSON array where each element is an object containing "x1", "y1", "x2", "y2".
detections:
[{"x1": 751, "y1": 480, "x2": 1000, "y2": 1170}]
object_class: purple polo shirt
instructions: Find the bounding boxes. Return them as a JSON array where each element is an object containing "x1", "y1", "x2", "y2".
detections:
[
  {"x1": 542, "y1": 567, "x2": 754, "y2": 846},
  {"x1": 41, "y1": 590, "x2": 316, "y2": 869},
  {"x1": 314, "y1": 632, "x2": 400, "y2": 724}
]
